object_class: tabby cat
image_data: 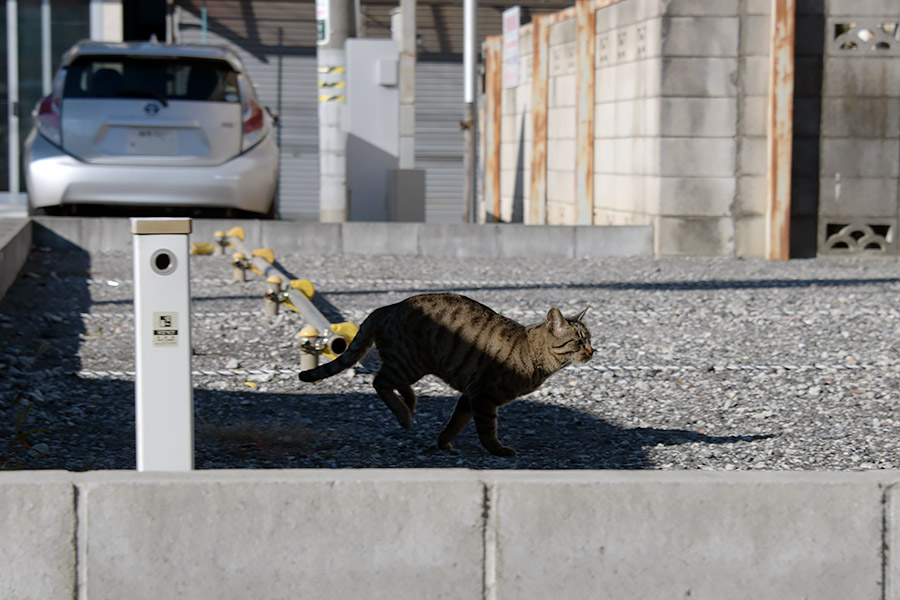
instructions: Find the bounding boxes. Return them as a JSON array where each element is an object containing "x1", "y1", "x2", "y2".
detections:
[{"x1": 298, "y1": 293, "x2": 593, "y2": 456}]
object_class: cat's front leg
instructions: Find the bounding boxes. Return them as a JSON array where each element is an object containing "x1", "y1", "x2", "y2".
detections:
[
  {"x1": 473, "y1": 400, "x2": 517, "y2": 457},
  {"x1": 438, "y1": 394, "x2": 473, "y2": 451}
]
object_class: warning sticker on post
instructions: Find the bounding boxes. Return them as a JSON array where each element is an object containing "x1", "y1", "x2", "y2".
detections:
[{"x1": 152, "y1": 312, "x2": 179, "y2": 347}]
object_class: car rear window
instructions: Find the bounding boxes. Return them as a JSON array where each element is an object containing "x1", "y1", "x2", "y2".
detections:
[{"x1": 62, "y1": 56, "x2": 240, "y2": 102}]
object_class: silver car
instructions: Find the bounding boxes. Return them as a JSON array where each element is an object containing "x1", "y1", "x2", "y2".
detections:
[{"x1": 25, "y1": 40, "x2": 278, "y2": 217}]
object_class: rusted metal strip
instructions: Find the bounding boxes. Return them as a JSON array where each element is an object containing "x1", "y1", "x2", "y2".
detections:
[
  {"x1": 545, "y1": 6, "x2": 577, "y2": 25},
  {"x1": 529, "y1": 15, "x2": 549, "y2": 225},
  {"x1": 766, "y1": 0, "x2": 795, "y2": 260},
  {"x1": 485, "y1": 35, "x2": 503, "y2": 223},
  {"x1": 575, "y1": 0, "x2": 596, "y2": 226}
]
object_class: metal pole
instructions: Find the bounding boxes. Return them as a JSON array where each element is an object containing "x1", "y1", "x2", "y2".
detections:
[
  {"x1": 201, "y1": 0, "x2": 207, "y2": 44},
  {"x1": 41, "y1": 0, "x2": 52, "y2": 96},
  {"x1": 462, "y1": 0, "x2": 477, "y2": 223},
  {"x1": 398, "y1": 0, "x2": 416, "y2": 169},
  {"x1": 765, "y1": 0, "x2": 795, "y2": 260},
  {"x1": 317, "y1": 0, "x2": 353, "y2": 222},
  {"x1": 226, "y1": 232, "x2": 350, "y2": 355},
  {"x1": 6, "y1": 0, "x2": 20, "y2": 206}
]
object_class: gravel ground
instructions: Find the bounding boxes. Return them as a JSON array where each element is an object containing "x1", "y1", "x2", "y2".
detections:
[{"x1": 2, "y1": 244, "x2": 900, "y2": 471}]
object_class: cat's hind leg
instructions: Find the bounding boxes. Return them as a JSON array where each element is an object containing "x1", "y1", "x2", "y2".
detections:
[
  {"x1": 473, "y1": 401, "x2": 517, "y2": 457},
  {"x1": 397, "y1": 384, "x2": 418, "y2": 413},
  {"x1": 438, "y1": 394, "x2": 473, "y2": 451},
  {"x1": 373, "y1": 373, "x2": 414, "y2": 429}
]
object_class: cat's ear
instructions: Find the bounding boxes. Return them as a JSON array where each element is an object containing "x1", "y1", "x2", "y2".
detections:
[
  {"x1": 547, "y1": 308, "x2": 568, "y2": 337},
  {"x1": 573, "y1": 307, "x2": 589, "y2": 322}
]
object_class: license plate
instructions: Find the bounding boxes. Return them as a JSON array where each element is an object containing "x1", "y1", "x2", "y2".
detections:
[{"x1": 126, "y1": 129, "x2": 178, "y2": 155}]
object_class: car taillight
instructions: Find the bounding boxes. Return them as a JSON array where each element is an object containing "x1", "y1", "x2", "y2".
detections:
[
  {"x1": 36, "y1": 94, "x2": 62, "y2": 147},
  {"x1": 241, "y1": 96, "x2": 265, "y2": 151}
]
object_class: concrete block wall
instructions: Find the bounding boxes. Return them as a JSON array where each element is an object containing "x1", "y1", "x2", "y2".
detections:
[
  {"x1": 546, "y1": 18, "x2": 578, "y2": 225},
  {"x1": 734, "y1": 0, "x2": 772, "y2": 257},
  {"x1": 5, "y1": 470, "x2": 900, "y2": 599},
  {"x1": 592, "y1": 0, "x2": 769, "y2": 256},
  {"x1": 818, "y1": 0, "x2": 900, "y2": 255},
  {"x1": 499, "y1": 27, "x2": 534, "y2": 223}
]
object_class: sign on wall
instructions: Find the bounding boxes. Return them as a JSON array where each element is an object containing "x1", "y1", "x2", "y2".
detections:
[
  {"x1": 316, "y1": 0, "x2": 330, "y2": 45},
  {"x1": 502, "y1": 5, "x2": 521, "y2": 89}
]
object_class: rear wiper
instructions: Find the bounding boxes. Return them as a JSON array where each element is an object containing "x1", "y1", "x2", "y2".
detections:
[{"x1": 117, "y1": 89, "x2": 169, "y2": 107}]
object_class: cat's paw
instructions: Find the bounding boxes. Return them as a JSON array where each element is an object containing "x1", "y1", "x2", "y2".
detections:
[
  {"x1": 437, "y1": 439, "x2": 454, "y2": 451},
  {"x1": 489, "y1": 445, "x2": 517, "y2": 457}
]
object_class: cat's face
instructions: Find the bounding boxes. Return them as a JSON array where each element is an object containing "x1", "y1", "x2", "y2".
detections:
[{"x1": 546, "y1": 308, "x2": 594, "y2": 365}]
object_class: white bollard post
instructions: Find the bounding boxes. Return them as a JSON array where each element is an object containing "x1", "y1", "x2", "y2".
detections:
[{"x1": 132, "y1": 217, "x2": 193, "y2": 471}]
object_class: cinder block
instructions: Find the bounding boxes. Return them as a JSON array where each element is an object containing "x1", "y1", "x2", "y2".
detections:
[
  {"x1": 492, "y1": 472, "x2": 884, "y2": 600},
  {"x1": 547, "y1": 106, "x2": 576, "y2": 139},
  {"x1": 821, "y1": 139, "x2": 900, "y2": 178},
  {"x1": 741, "y1": 95, "x2": 769, "y2": 137},
  {"x1": 0, "y1": 474, "x2": 75, "y2": 600},
  {"x1": 823, "y1": 58, "x2": 900, "y2": 98},
  {"x1": 546, "y1": 201, "x2": 577, "y2": 225},
  {"x1": 740, "y1": 137, "x2": 768, "y2": 177},
  {"x1": 660, "y1": 58, "x2": 739, "y2": 97},
  {"x1": 660, "y1": 97, "x2": 738, "y2": 137},
  {"x1": 827, "y1": 0, "x2": 900, "y2": 16},
  {"x1": 737, "y1": 175, "x2": 767, "y2": 215},
  {"x1": 656, "y1": 177, "x2": 736, "y2": 217},
  {"x1": 595, "y1": 65, "x2": 617, "y2": 102},
  {"x1": 741, "y1": 56, "x2": 771, "y2": 96},
  {"x1": 80, "y1": 472, "x2": 485, "y2": 600},
  {"x1": 574, "y1": 225, "x2": 653, "y2": 257},
  {"x1": 659, "y1": 138, "x2": 737, "y2": 178},
  {"x1": 744, "y1": 0, "x2": 771, "y2": 15},
  {"x1": 341, "y1": 222, "x2": 419, "y2": 255},
  {"x1": 662, "y1": 17, "x2": 739, "y2": 57},
  {"x1": 549, "y1": 18, "x2": 576, "y2": 46},
  {"x1": 819, "y1": 177, "x2": 899, "y2": 218},
  {"x1": 734, "y1": 214, "x2": 767, "y2": 257},
  {"x1": 740, "y1": 15, "x2": 772, "y2": 56},
  {"x1": 663, "y1": 0, "x2": 739, "y2": 16},
  {"x1": 594, "y1": 101, "x2": 616, "y2": 138},
  {"x1": 656, "y1": 215, "x2": 734, "y2": 256},
  {"x1": 546, "y1": 169, "x2": 576, "y2": 203},
  {"x1": 821, "y1": 98, "x2": 900, "y2": 138},
  {"x1": 552, "y1": 73, "x2": 577, "y2": 109}
]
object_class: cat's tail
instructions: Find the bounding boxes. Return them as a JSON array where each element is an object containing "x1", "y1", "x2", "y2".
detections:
[{"x1": 298, "y1": 307, "x2": 386, "y2": 382}]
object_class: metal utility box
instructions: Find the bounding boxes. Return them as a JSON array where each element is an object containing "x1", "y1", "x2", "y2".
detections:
[{"x1": 132, "y1": 217, "x2": 193, "y2": 471}]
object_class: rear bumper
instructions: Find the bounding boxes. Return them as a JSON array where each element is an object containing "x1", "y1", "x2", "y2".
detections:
[{"x1": 24, "y1": 131, "x2": 279, "y2": 214}]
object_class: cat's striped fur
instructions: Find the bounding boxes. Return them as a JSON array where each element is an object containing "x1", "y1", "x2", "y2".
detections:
[{"x1": 298, "y1": 293, "x2": 593, "y2": 456}]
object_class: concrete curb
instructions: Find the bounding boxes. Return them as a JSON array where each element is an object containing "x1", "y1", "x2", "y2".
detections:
[
  {"x1": 1, "y1": 469, "x2": 897, "y2": 599},
  {"x1": 27, "y1": 217, "x2": 654, "y2": 259},
  {"x1": 0, "y1": 218, "x2": 31, "y2": 301}
]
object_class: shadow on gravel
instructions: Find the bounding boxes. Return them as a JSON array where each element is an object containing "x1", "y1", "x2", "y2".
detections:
[
  {"x1": 1, "y1": 235, "x2": 92, "y2": 469},
  {"x1": 3, "y1": 377, "x2": 772, "y2": 471},
  {"x1": 191, "y1": 389, "x2": 772, "y2": 471},
  {"x1": 326, "y1": 277, "x2": 900, "y2": 298}
]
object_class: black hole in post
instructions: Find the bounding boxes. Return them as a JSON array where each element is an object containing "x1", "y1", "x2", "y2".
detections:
[
  {"x1": 151, "y1": 249, "x2": 177, "y2": 275},
  {"x1": 155, "y1": 253, "x2": 171, "y2": 271}
]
